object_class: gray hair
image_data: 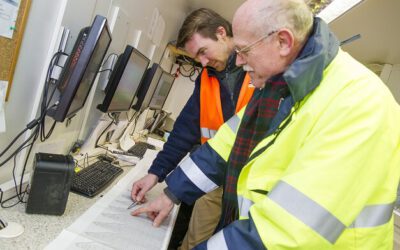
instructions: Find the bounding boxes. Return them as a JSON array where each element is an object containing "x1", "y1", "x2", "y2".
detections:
[{"x1": 253, "y1": 0, "x2": 313, "y2": 42}]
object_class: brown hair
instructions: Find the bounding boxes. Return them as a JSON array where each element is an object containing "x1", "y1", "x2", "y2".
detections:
[{"x1": 176, "y1": 8, "x2": 232, "y2": 49}]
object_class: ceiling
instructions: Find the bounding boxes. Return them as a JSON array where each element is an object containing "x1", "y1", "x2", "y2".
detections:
[
  {"x1": 185, "y1": 0, "x2": 400, "y2": 66},
  {"x1": 186, "y1": 0, "x2": 245, "y2": 21},
  {"x1": 329, "y1": 0, "x2": 400, "y2": 65}
]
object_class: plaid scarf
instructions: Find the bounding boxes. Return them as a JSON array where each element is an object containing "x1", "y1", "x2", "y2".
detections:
[{"x1": 219, "y1": 77, "x2": 288, "y2": 229}]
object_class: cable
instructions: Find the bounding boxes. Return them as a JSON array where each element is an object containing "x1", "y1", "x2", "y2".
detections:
[
  {"x1": 174, "y1": 59, "x2": 200, "y2": 82},
  {"x1": 0, "y1": 51, "x2": 62, "y2": 160},
  {"x1": 98, "y1": 68, "x2": 113, "y2": 73},
  {"x1": 94, "y1": 118, "x2": 115, "y2": 148},
  {"x1": 128, "y1": 110, "x2": 139, "y2": 123},
  {"x1": 129, "y1": 109, "x2": 145, "y2": 136},
  {"x1": 98, "y1": 53, "x2": 119, "y2": 73},
  {"x1": 40, "y1": 85, "x2": 59, "y2": 142},
  {"x1": 0, "y1": 128, "x2": 29, "y2": 158},
  {"x1": 1, "y1": 128, "x2": 38, "y2": 208},
  {"x1": 40, "y1": 120, "x2": 57, "y2": 142},
  {"x1": 0, "y1": 217, "x2": 6, "y2": 229},
  {"x1": 0, "y1": 124, "x2": 39, "y2": 167},
  {"x1": 101, "y1": 53, "x2": 119, "y2": 68}
]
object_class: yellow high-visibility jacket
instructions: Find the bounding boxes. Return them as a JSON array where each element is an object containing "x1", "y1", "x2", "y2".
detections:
[{"x1": 165, "y1": 18, "x2": 400, "y2": 249}]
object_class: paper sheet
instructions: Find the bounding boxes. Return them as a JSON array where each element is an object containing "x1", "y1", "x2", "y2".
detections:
[
  {"x1": 146, "y1": 136, "x2": 164, "y2": 149},
  {"x1": 46, "y1": 151, "x2": 179, "y2": 250},
  {"x1": 0, "y1": 0, "x2": 20, "y2": 39}
]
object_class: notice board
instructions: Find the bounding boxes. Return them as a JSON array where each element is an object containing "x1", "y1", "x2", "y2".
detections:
[{"x1": 0, "y1": 0, "x2": 31, "y2": 101}]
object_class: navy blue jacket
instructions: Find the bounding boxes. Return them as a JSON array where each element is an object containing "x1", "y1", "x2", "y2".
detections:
[{"x1": 148, "y1": 56, "x2": 247, "y2": 181}]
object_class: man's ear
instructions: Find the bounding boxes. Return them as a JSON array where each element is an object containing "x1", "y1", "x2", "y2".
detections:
[
  {"x1": 276, "y1": 29, "x2": 294, "y2": 56},
  {"x1": 216, "y1": 26, "x2": 227, "y2": 39}
]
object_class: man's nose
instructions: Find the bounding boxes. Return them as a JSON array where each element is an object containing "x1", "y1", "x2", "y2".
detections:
[
  {"x1": 199, "y1": 56, "x2": 209, "y2": 67},
  {"x1": 235, "y1": 54, "x2": 246, "y2": 66}
]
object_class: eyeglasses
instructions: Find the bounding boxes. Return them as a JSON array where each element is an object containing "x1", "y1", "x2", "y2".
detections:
[{"x1": 234, "y1": 30, "x2": 278, "y2": 57}]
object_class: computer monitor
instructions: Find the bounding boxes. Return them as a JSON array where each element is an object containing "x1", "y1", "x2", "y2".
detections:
[
  {"x1": 97, "y1": 45, "x2": 150, "y2": 113},
  {"x1": 132, "y1": 63, "x2": 163, "y2": 112},
  {"x1": 47, "y1": 15, "x2": 112, "y2": 122},
  {"x1": 148, "y1": 71, "x2": 175, "y2": 110}
]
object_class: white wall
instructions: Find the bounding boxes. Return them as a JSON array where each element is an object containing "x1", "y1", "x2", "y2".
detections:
[
  {"x1": 112, "y1": 0, "x2": 189, "y2": 63},
  {"x1": 163, "y1": 64, "x2": 196, "y2": 120},
  {"x1": 381, "y1": 64, "x2": 400, "y2": 104},
  {"x1": 0, "y1": 0, "x2": 191, "y2": 184}
]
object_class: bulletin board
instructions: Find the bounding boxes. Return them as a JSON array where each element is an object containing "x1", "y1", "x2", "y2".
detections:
[{"x1": 0, "y1": 0, "x2": 31, "y2": 101}]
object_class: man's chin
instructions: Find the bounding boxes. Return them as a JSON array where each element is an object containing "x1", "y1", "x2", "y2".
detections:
[
  {"x1": 252, "y1": 82, "x2": 265, "y2": 89},
  {"x1": 248, "y1": 74, "x2": 264, "y2": 88},
  {"x1": 214, "y1": 65, "x2": 225, "y2": 71}
]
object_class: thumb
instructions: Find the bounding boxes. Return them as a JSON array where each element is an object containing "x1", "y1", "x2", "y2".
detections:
[{"x1": 136, "y1": 189, "x2": 147, "y2": 202}]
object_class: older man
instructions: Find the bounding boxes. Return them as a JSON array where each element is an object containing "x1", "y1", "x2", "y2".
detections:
[{"x1": 133, "y1": 0, "x2": 400, "y2": 249}]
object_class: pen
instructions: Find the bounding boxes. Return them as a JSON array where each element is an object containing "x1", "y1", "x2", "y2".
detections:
[{"x1": 127, "y1": 201, "x2": 138, "y2": 209}]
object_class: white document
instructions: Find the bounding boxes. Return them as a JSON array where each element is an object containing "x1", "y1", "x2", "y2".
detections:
[
  {"x1": 146, "y1": 136, "x2": 164, "y2": 149},
  {"x1": 0, "y1": 0, "x2": 20, "y2": 39},
  {"x1": 46, "y1": 151, "x2": 179, "y2": 250},
  {"x1": 0, "y1": 81, "x2": 7, "y2": 133}
]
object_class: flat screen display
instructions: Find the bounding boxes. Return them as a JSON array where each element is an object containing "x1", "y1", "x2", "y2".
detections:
[{"x1": 98, "y1": 45, "x2": 150, "y2": 112}]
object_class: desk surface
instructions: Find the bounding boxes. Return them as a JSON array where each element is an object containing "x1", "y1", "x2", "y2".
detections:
[{"x1": 0, "y1": 150, "x2": 178, "y2": 250}]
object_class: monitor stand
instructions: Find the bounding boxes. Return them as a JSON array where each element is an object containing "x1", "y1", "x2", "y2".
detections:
[
  {"x1": 0, "y1": 221, "x2": 24, "y2": 238},
  {"x1": 119, "y1": 108, "x2": 155, "y2": 151},
  {"x1": 119, "y1": 133, "x2": 136, "y2": 152},
  {"x1": 149, "y1": 110, "x2": 170, "y2": 134}
]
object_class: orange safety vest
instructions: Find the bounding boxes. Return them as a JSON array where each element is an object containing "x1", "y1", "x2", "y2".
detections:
[{"x1": 200, "y1": 68, "x2": 254, "y2": 144}]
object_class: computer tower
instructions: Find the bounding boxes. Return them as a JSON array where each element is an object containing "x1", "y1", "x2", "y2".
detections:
[{"x1": 26, "y1": 153, "x2": 75, "y2": 215}]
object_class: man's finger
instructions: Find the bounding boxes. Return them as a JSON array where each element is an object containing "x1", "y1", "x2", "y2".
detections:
[
  {"x1": 136, "y1": 189, "x2": 147, "y2": 202},
  {"x1": 131, "y1": 206, "x2": 148, "y2": 216},
  {"x1": 131, "y1": 184, "x2": 140, "y2": 200},
  {"x1": 153, "y1": 209, "x2": 169, "y2": 227}
]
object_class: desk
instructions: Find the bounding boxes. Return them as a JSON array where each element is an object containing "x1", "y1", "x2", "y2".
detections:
[{"x1": 0, "y1": 150, "x2": 178, "y2": 250}]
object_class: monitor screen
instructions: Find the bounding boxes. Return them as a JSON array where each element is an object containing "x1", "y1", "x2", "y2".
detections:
[
  {"x1": 148, "y1": 71, "x2": 175, "y2": 110},
  {"x1": 132, "y1": 63, "x2": 163, "y2": 111},
  {"x1": 47, "y1": 15, "x2": 112, "y2": 122},
  {"x1": 97, "y1": 45, "x2": 150, "y2": 113}
]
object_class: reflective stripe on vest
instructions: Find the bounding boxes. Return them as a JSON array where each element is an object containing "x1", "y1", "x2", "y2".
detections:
[
  {"x1": 226, "y1": 114, "x2": 241, "y2": 134},
  {"x1": 207, "y1": 230, "x2": 228, "y2": 250},
  {"x1": 180, "y1": 155, "x2": 218, "y2": 193},
  {"x1": 349, "y1": 202, "x2": 395, "y2": 228},
  {"x1": 266, "y1": 181, "x2": 394, "y2": 244},
  {"x1": 200, "y1": 69, "x2": 254, "y2": 144},
  {"x1": 238, "y1": 195, "x2": 254, "y2": 218},
  {"x1": 237, "y1": 196, "x2": 395, "y2": 242}
]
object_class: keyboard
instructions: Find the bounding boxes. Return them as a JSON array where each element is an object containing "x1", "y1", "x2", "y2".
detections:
[
  {"x1": 71, "y1": 160, "x2": 123, "y2": 197},
  {"x1": 127, "y1": 141, "x2": 156, "y2": 158}
]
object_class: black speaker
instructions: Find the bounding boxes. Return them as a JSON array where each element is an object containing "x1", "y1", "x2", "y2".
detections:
[{"x1": 26, "y1": 153, "x2": 75, "y2": 215}]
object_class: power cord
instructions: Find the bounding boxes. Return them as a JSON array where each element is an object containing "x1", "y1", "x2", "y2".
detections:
[{"x1": 94, "y1": 116, "x2": 116, "y2": 148}]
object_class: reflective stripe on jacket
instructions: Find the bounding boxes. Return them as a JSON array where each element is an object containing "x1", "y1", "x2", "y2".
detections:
[{"x1": 200, "y1": 69, "x2": 254, "y2": 144}]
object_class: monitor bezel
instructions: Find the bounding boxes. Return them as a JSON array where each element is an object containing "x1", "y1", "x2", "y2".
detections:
[
  {"x1": 97, "y1": 45, "x2": 150, "y2": 113},
  {"x1": 148, "y1": 70, "x2": 175, "y2": 110},
  {"x1": 131, "y1": 63, "x2": 163, "y2": 112},
  {"x1": 48, "y1": 15, "x2": 112, "y2": 122}
]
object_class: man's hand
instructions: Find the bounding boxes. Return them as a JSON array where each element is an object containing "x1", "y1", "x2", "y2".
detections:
[
  {"x1": 131, "y1": 193, "x2": 174, "y2": 227},
  {"x1": 131, "y1": 173, "x2": 159, "y2": 202}
]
